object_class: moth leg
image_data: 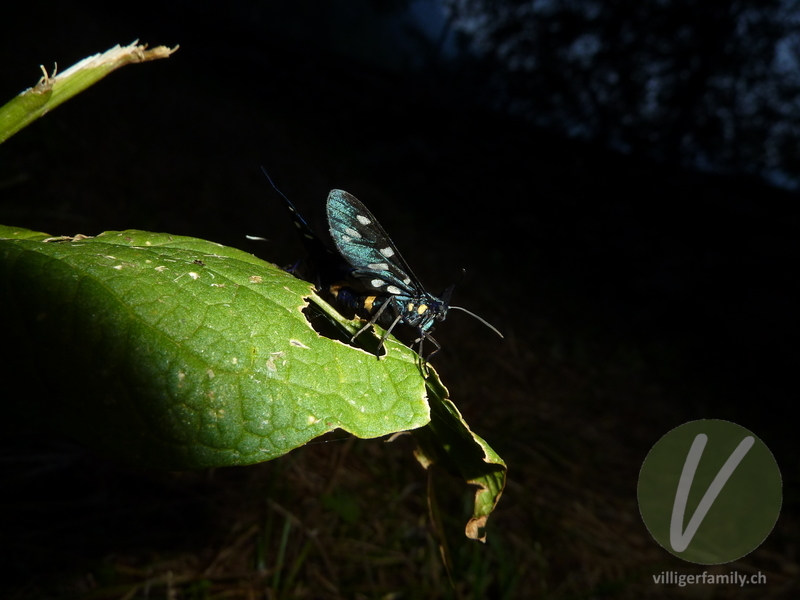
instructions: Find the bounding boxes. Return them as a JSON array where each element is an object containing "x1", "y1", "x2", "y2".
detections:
[
  {"x1": 377, "y1": 312, "x2": 404, "y2": 353},
  {"x1": 419, "y1": 333, "x2": 441, "y2": 361},
  {"x1": 351, "y1": 298, "x2": 391, "y2": 341}
]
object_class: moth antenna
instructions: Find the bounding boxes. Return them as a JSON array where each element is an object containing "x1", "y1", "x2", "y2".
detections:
[
  {"x1": 260, "y1": 166, "x2": 293, "y2": 205},
  {"x1": 449, "y1": 305, "x2": 504, "y2": 339}
]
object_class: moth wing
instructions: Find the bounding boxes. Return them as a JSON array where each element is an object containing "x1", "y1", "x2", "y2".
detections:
[{"x1": 326, "y1": 189, "x2": 418, "y2": 294}]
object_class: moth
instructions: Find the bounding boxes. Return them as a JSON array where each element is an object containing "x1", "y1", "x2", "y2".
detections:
[
  {"x1": 325, "y1": 189, "x2": 502, "y2": 358},
  {"x1": 270, "y1": 172, "x2": 502, "y2": 359}
]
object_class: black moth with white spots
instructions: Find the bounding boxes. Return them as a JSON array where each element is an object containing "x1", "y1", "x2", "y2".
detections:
[{"x1": 325, "y1": 189, "x2": 502, "y2": 359}]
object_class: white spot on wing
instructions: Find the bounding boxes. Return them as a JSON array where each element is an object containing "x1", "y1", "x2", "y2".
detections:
[
  {"x1": 380, "y1": 246, "x2": 395, "y2": 258},
  {"x1": 371, "y1": 278, "x2": 386, "y2": 288},
  {"x1": 344, "y1": 227, "x2": 361, "y2": 238},
  {"x1": 367, "y1": 262, "x2": 389, "y2": 271},
  {"x1": 386, "y1": 285, "x2": 402, "y2": 294},
  {"x1": 356, "y1": 214, "x2": 371, "y2": 225}
]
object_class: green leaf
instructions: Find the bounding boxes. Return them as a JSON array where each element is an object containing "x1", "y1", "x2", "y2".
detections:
[
  {"x1": 0, "y1": 41, "x2": 177, "y2": 144},
  {"x1": 412, "y1": 371, "x2": 507, "y2": 543},
  {"x1": 0, "y1": 226, "x2": 429, "y2": 469}
]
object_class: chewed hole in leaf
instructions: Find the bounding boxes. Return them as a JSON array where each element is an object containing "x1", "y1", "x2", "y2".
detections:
[{"x1": 301, "y1": 303, "x2": 386, "y2": 357}]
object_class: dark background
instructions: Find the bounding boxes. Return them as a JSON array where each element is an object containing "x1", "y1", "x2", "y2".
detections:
[{"x1": 1, "y1": 1, "x2": 797, "y2": 598}]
